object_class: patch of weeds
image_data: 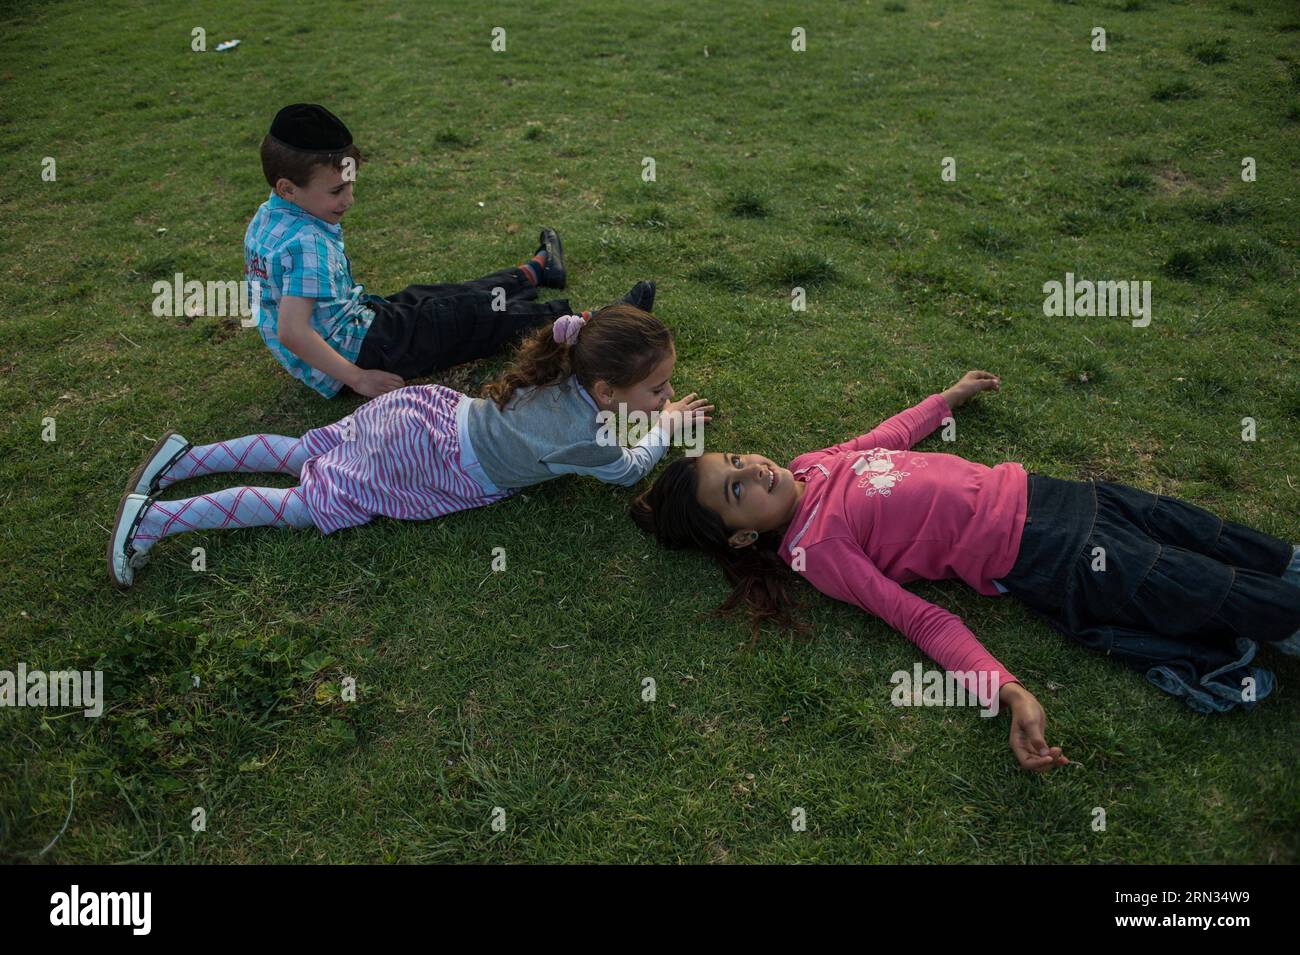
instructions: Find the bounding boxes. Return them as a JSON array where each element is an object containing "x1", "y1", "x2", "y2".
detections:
[
  {"x1": 1199, "y1": 237, "x2": 1283, "y2": 278},
  {"x1": 791, "y1": 157, "x2": 845, "y2": 181},
  {"x1": 1114, "y1": 169, "x2": 1154, "y2": 191},
  {"x1": 890, "y1": 261, "x2": 1012, "y2": 330},
  {"x1": 433, "y1": 128, "x2": 473, "y2": 148},
  {"x1": 1058, "y1": 209, "x2": 1096, "y2": 237},
  {"x1": 1162, "y1": 239, "x2": 1283, "y2": 283},
  {"x1": 202, "y1": 317, "x2": 244, "y2": 341},
  {"x1": 821, "y1": 206, "x2": 904, "y2": 245},
  {"x1": 1117, "y1": 149, "x2": 1156, "y2": 169},
  {"x1": 1186, "y1": 38, "x2": 1230, "y2": 64},
  {"x1": 134, "y1": 253, "x2": 201, "y2": 282},
  {"x1": 1174, "y1": 374, "x2": 1238, "y2": 410},
  {"x1": 1197, "y1": 454, "x2": 1243, "y2": 490},
  {"x1": 771, "y1": 251, "x2": 839, "y2": 287},
  {"x1": 688, "y1": 259, "x2": 748, "y2": 292},
  {"x1": 962, "y1": 222, "x2": 1019, "y2": 253},
  {"x1": 726, "y1": 189, "x2": 769, "y2": 219},
  {"x1": 1061, "y1": 358, "x2": 1110, "y2": 389},
  {"x1": 594, "y1": 229, "x2": 640, "y2": 264},
  {"x1": 1180, "y1": 195, "x2": 1257, "y2": 224},
  {"x1": 624, "y1": 203, "x2": 672, "y2": 229},
  {"x1": 90, "y1": 613, "x2": 333, "y2": 776},
  {"x1": 1151, "y1": 80, "x2": 1199, "y2": 101},
  {"x1": 1162, "y1": 248, "x2": 1203, "y2": 279}
]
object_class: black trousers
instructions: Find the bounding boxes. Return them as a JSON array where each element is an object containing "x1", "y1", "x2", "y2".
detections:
[
  {"x1": 355, "y1": 266, "x2": 571, "y2": 380},
  {"x1": 999, "y1": 474, "x2": 1300, "y2": 659}
]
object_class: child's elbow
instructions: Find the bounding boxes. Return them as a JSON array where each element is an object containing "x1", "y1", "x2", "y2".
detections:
[{"x1": 278, "y1": 321, "x2": 304, "y2": 351}]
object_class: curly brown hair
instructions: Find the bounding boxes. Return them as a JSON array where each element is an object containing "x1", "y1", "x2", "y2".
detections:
[{"x1": 481, "y1": 304, "x2": 674, "y2": 410}]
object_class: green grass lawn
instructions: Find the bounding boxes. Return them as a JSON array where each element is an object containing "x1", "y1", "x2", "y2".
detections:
[{"x1": 1, "y1": 0, "x2": 1297, "y2": 863}]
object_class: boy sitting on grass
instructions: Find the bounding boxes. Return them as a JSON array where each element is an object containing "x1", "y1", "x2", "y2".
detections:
[{"x1": 245, "y1": 103, "x2": 653, "y2": 398}]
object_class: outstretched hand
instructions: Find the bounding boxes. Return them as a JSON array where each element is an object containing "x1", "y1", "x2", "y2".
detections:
[
  {"x1": 942, "y1": 370, "x2": 1000, "y2": 409},
  {"x1": 1002, "y1": 684, "x2": 1069, "y2": 773},
  {"x1": 660, "y1": 393, "x2": 714, "y2": 439}
]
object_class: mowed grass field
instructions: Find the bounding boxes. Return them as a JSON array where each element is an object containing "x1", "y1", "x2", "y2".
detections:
[{"x1": 0, "y1": 0, "x2": 1297, "y2": 863}]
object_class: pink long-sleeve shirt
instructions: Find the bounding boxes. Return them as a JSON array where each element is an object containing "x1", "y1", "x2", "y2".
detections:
[{"x1": 778, "y1": 393, "x2": 1029, "y2": 701}]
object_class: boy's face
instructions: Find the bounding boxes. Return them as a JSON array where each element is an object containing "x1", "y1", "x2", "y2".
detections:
[{"x1": 275, "y1": 163, "x2": 354, "y2": 224}]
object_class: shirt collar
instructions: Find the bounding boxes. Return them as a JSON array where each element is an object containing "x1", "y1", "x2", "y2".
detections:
[
  {"x1": 571, "y1": 374, "x2": 600, "y2": 412},
  {"x1": 781, "y1": 464, "x2": 827, "y2": 554},
  {"x1": 784, "y1": 501, "x2": 821, "y2": 554},
  {"x1": 266, "y1": 192, "x2": 341, "y2": 235},
  {"x1": 797, "y1": 463, "x2": 830, "y2": 479}
]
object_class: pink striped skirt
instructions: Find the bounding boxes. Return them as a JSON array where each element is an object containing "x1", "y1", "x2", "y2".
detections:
[{"x1": 297, "y1": 384, "x2": 513, "y2": 534}]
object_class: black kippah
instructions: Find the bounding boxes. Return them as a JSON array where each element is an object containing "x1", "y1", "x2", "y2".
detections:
[{"x1": 268, "y1": 103, "x2": 353, "y2": 153}]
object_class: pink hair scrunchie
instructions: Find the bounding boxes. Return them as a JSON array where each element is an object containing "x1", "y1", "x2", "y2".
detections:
[{"x1": 552, "y1": 313, "x2": 585, "y2": 346}]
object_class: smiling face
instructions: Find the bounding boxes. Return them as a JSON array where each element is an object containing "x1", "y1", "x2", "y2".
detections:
[
  {"x1": 276, "y1": 163, "x2": 354, "y2": 225},
  {"x1": 694, "y1": 451, "x2": 805, "y2": 546},
  {"x1": 590, "y1": 345, "x2": 675, "y2": 417}
]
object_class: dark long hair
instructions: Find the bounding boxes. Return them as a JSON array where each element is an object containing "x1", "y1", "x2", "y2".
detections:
[
  {"x1": 628, "y1": 456, "x2": 809, "y2": 642},
  {"x1": 482, "y1": 304, "x2": 672, "y2": 410}
]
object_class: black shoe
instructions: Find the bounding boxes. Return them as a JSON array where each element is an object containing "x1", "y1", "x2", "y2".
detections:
[
  {"x1": 617, "y1": 280, "x2": 656, "y2": 312},
  {"x1": 538, "y1": 227, "x2": 565, "y2": 289}
]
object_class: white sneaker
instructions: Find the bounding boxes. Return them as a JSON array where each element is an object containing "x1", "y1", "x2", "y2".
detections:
[
  {"x1": 125, "y1": 430, "x2": 191, "y2": 496},
  {"x1": 107, "y1": 492, "x2": 152, "y2": 589}
]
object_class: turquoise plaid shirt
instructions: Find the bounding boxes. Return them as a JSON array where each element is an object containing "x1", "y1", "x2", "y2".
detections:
[{"x1": 243, "y1": 193, "x2": 376, "y2": 397}]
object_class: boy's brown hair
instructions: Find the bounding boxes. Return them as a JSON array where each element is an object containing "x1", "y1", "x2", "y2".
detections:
[{"x1": 259, "y1": 137, "x2": 365, "y2": 189}]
